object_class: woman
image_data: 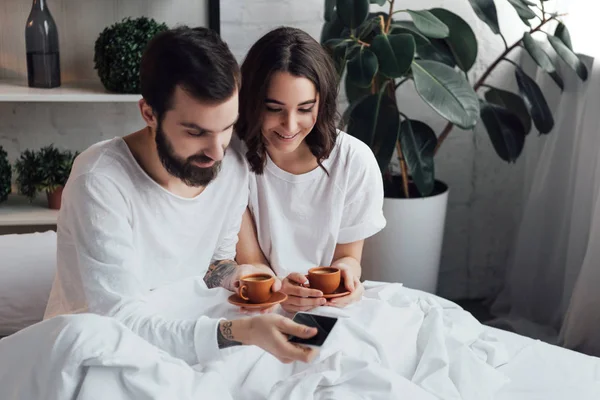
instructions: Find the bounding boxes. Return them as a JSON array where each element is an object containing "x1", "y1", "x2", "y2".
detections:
[{"x1": 235, "y1": 27, "x2": 386, "y2": 313}]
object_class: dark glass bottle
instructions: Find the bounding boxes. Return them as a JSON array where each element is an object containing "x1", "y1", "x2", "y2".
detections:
[{"x1": 25, "y1": 0, "x2": 61, "y2": 88}]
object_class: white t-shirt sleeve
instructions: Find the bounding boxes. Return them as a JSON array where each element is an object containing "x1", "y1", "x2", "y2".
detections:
[
  {"x1": 210, "y1": 153, "x2": 250, "y2": 263},
  {"x1": 338, "y1": 145, "x2": 386, "y2": 244},
  {"x1": 62, "y1": 173, "x2": 222, "y2": 366}
]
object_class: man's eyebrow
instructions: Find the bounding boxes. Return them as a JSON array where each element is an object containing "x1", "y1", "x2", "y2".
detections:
[
  {"x1": 265, "y1": 98, "x2": 317, "y2": 106},
  {"x1": 179, "y1": 117, "x2": 238, "y2": 133}
]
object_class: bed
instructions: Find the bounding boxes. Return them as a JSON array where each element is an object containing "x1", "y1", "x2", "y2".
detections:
[{"x1": 0, "y1": 232, "x2": 599, "y2": 399}]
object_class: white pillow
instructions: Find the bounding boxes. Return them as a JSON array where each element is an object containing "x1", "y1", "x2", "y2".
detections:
[{"x1": 0, "y1": 231, "x2": 57, "y2": 336}]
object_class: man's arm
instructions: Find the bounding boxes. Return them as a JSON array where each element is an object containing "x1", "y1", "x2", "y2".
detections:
[
  {"x1": 204, "y1": 259, "x2": 238, "y2": 290},
  {"x1": 61, "y1": 174, "x2": 222, "y2": 366},
  {"x1": 207, "y1": 208, "x2": 276, "y2": 291}
]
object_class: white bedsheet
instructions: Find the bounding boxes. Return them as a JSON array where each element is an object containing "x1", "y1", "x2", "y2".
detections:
[{"x1": 0, "y1": 281, "x2": 599, "y2": 399}]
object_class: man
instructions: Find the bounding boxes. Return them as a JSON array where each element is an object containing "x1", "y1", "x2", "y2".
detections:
[{"x1": 44, "y1": 27, "x2": 317, "y2": 365}]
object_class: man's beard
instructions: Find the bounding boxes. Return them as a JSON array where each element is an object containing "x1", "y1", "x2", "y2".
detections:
[{"x1": 155, "y1": 122, "x2": 222, "y2": 187}]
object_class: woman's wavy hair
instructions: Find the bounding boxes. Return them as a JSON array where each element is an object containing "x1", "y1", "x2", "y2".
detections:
[{"x1": 235, "y1": 27, "x2": 339, "y2": 174}]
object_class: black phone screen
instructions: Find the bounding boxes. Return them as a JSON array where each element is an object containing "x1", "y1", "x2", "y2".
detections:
[{"x1": 289, "y1": 312, "x2": 338, "y2": 346}]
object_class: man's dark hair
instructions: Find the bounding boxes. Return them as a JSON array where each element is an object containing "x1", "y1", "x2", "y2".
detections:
[{"x1": 140, "y1": 26, "x2": 240, "y2": 118}]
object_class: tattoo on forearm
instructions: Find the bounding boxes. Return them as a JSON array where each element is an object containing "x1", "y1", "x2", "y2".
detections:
[
  {"x1": 204, "y1": 259, "x2": 238, "y2": 289},
  {"x1": 217, "y1": 321, "x2": 242, "y2": 349}
]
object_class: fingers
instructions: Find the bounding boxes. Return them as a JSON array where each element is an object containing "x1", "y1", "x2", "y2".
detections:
[
  {"x1": 283, "y1": 280, "x2": 323, "y2": 298},
  {"x1": 287, "y1": 272, "x2": 309, "y2": 285},
  {"x1": 285, "y1": 295, "x2": 326, "y2": 308},
  {"x1": 271, "y1": 278, "x2": 282, "y2": 292},
  {"x1": 329, "y1": 278, "x2": 363, "y2": 308},
  {"x1": 277, "y1": 316, "x2": 318, "y2": 339},
  {"x1": 342, "y1": 269, "x2": 356, "y2": 292}
]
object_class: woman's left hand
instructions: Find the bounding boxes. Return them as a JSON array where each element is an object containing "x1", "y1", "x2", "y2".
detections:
[{"x1": 327, "y1": 265, "x2": 364, "y2": 308}]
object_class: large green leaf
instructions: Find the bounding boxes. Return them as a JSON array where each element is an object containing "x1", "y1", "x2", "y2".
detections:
[
  {"x1": 522, "y1": 33, "x2": 564, "y2": 90},
  {"x1": 412, "y1": 60, "x2": 480, "y2": 129},
  {"x1": 507, "y1": 0, "x2": 536, "y2": 26},
  {"x1": 336, "y1": 0, "x2": 370, "y2": 30},
  {"x1": 480, "y1": 101, "x2": 527, "y2": 162},
  {"x1": 399, "y1": 119, "x2": 437, "y2": 196},
  {"x1": 325, "y1": 0, "x2": 336, "y2": 22},
  {"x1": 468, "y1": 0, "x2": 500, "y2": 35},
  {"x1": 321, "y1": 13, "x2": 346, "y2": 44},
  {"x1": 407, "y1": 10, "x2": 449, "y2": 39},
  {"x1": 370, "y1": 33, "x2": 416, "y2": 78},
  {"x1": 515, "y1": 67, "x2": 554, "y2": 134},
  {"x1": 347, "y1": 91, "x2": 400, "y2": 172},
  {"x1": 370, "y1": 0, "x2": 387, "y2": 5},
  {"x1": 430, "y1": 9, "x2": 478, "y2": 71},
  {"x1": 485, "y1": 87, "x2": 532, "y2": 135},
  {"x1": 548, "y1": 36, "x2": 588, "y2": 81},
  {"x1": 555, "y1": 23, "x2": 573, "y2": 50},
  {"x1": 390, "y1": 21, "x2": 430, "y2": 46},
  {"x1": 347, "y1": 47, "x2": 379, "y2": 87},
  {"x1": 345, "y1": 73, "x2": 371, "y2": 103},
  {"x1": 417, "y1": 39, "x2": 456, "y2": 67}
]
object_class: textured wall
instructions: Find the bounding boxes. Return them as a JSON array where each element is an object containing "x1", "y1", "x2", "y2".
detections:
[{"x1": 0, "y1": 0, "x2": 548, "y2": 299}]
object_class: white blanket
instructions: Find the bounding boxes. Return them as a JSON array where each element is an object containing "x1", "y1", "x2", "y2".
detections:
[{"x1": 0, "y1": 281, "x2": 530, "y2": 400}]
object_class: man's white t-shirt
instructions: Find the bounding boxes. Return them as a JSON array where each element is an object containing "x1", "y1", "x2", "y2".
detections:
[
  {"x1": 247, "y1": 131, "x2": 386, "y2": 277},
  {"x1": 44, "y1": 137, "x2": 249, "y2": 365}
]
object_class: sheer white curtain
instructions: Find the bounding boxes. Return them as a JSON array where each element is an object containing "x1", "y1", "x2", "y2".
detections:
[{"x1": 490, "y1": 0, "x2": 600, "y2": 354}]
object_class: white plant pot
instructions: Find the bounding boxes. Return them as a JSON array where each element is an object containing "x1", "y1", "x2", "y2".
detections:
[{"x1": 361, "y1": 182, "x2": 449, "y2": 293}]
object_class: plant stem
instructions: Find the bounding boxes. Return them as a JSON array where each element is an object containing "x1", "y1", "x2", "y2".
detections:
[
  {"x1": 385, "y1": 0, "x2": 395, "y2": 33},
  {"x1": 540, "y1": 1, "x2": 546, "y2": 21},
  {"x1": 396, "y1": 140, "x2": 410, "y2": 198},
  {"x1": 395, "y1": 77, "x2": 409, "y2": 89},
  {"x1": 433, "y1": 16, "x2": 556, "y2": 154},
  {"x1": 357, "y1": 39, "x2": 370, "y2": 47},
  {"x1": 502, "y1": 57, "x2": 519, "y2": 68},
  {"x1": 500, "y1": 33, "x2": 509, "y2": 51}
]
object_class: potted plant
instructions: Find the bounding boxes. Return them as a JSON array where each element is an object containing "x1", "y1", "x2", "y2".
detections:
[
  {"x1": 0, "y1": 146, "x2": 11, "y2": 204},
  {"x1": 322, "y1": 0, "x2": 586, "y2": 292},
  {"x1": 15, "y1": 145, "x2": 77, "y2": 210},
  {"x1": 94, "y1": 16, "x2": 168, "y2": 94}
]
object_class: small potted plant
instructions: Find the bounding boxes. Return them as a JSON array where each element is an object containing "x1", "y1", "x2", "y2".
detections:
[
  {"x1": 15, "y1": 145, "x2": 77, "y2": 210},
  {"x1": 0, "y1": 146, "x2": 11, "y2": 204},
  {"x1": 94, "y1": 16, "x2": 168, "y2": 94}
]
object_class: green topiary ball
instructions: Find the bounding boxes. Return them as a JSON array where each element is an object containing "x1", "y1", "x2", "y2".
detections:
[
  {"x1": 94, "y1": 17, "x2": 168, "y2": 94},
  {"x1": 0, "y1": 146, "x2": 11, "y2": 203}
]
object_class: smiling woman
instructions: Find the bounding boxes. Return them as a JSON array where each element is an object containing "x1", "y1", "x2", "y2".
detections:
[{"x1": 234, "y1": 26, "x2": 386, "y2": 313}]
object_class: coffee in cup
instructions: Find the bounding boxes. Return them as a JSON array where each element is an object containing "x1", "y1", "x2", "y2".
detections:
[
  {"x1": 238, "y1": 273, "x2": 275, "y2": 303},
  {"x1": 307, "y1": 267, "x2": 341, "y2": 294}
]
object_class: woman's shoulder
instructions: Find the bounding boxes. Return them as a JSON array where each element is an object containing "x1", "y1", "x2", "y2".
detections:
[{"x1": 333, "y1": 130, "x2": 379, "y2": 172}]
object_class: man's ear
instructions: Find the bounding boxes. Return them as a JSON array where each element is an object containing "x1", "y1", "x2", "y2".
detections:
[{"x1": 139, "y1": 98, "x2": 158, "y2": 130}]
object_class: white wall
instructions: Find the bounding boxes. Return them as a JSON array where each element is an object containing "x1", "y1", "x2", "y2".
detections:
[{"x1": 0, "y1": 0, "x2": 560, "y2": 299}]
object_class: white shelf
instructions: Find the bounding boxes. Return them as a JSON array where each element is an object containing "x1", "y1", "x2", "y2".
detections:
[
  {"x1": 0, "y1": 194, "x2": 58, "y2": 226},
  {"x1": 0, "y1": 80, "x2": 141, "y2": 102}
]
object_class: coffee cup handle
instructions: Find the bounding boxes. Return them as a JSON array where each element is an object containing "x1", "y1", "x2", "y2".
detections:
[{"x1": 238, "y1": 284, "x2": 249, "y2": 301}]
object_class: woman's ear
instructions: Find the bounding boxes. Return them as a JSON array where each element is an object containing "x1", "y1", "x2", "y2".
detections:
[{"x1": 138, "y1": 98, "x2": 158, "y2": 130}]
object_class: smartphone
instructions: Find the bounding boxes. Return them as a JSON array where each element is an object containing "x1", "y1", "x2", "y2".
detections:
[{"x1": 288, "y1": 312, "x2": 338, "y2": 347}]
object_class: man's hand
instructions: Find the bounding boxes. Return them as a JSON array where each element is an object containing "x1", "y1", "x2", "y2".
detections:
[
  {"x1": 280, "y1": 272, "x2": 326, "y2": 313},
  {"x1": 220, "y1": 315, "x2": 319, "y2": 363},
  {"x1": 327, "y1": 264, "x2": 364, "y2": 308}
]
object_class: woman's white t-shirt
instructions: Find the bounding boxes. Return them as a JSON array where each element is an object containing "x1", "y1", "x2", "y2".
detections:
[{"x1": 247, "y1": 131, "x2": 386, "y2": 277}]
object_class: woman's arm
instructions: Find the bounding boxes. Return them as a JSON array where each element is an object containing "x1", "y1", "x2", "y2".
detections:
[
  {"x1": 331, "y1": 240, "x2": 364, "y2": 280},
  {"x1": 235, "y1": 208, "x2": 274, "y2": 275},
  {"x1": 328, "y1": 240, "x2": 365, "y2": 306}
]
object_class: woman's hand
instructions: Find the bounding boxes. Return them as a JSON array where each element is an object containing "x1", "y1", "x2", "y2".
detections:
[
  {"x1": 327, "y1": 264, "x2": 364, "y2": 308},
  {"x1": 280, "y1": 272, "x2": 326, "y2": 313}
]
